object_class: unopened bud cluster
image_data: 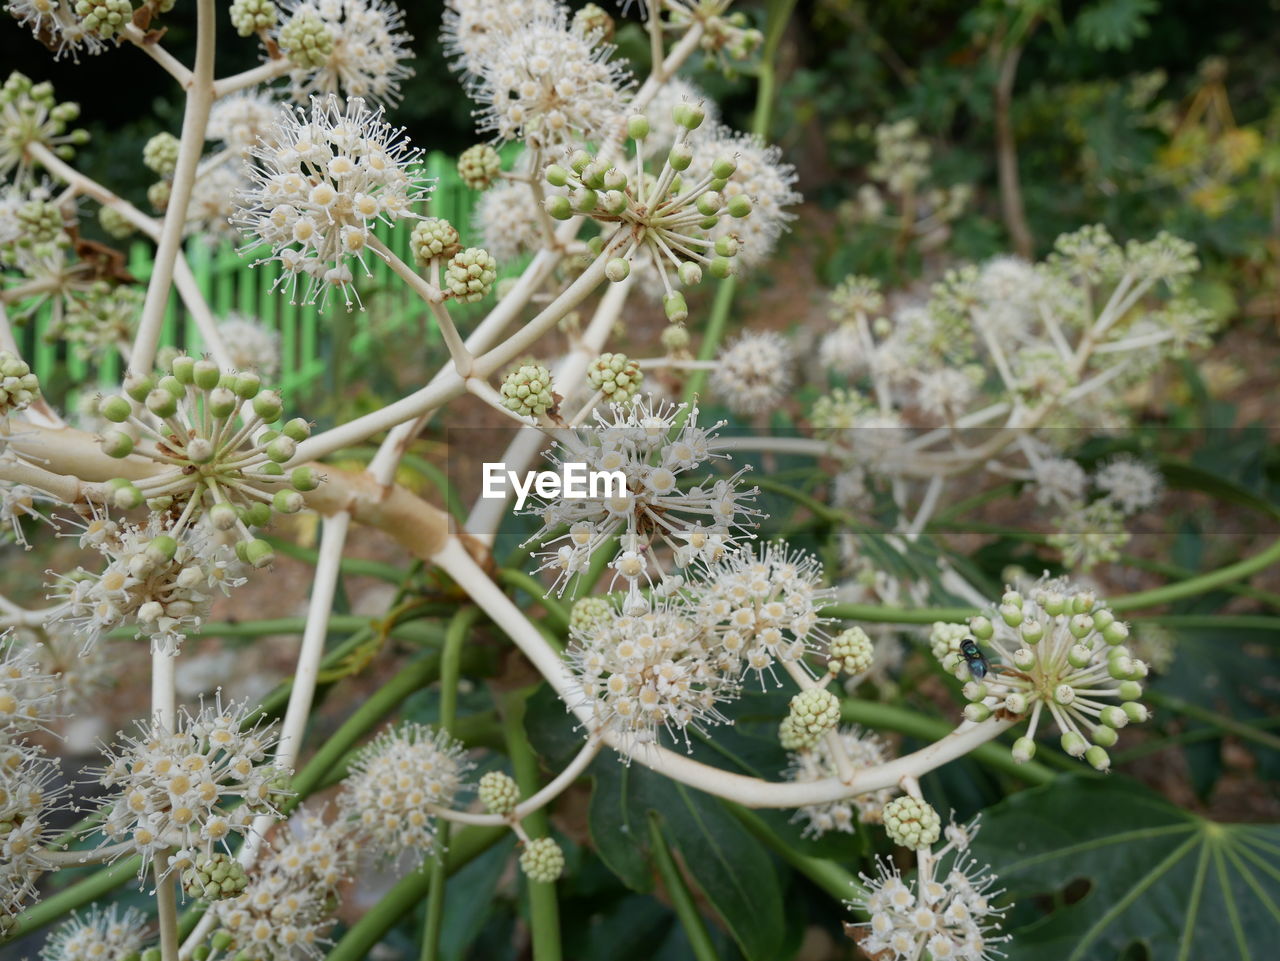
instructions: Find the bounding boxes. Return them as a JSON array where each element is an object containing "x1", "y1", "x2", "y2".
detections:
[
  {"x1": 827, "y1": 627, "x2": 874, "y2": 676},
  {"x1": 882, "y1": 796, "x2": 941, "y2": 849},
  {"x1": 457, "y1": 144, "x2": 501, "y2": 190},
  {"x1": 410, "y1": 217, "x2": 461, "y2": 263},
  {"x1": 444, "y1": 247, "x2": 498, "y2": 303},
  {"x1": 783, "y1": 688, "x2": 841, "y2": 749},
  {"x1": 0, "y1": 74, "x2": 88, "y2": 176},
  {"x1": 586, "y1": 353, "x2": 642, "y2": 402},
  {"x1": 230, "y1": 0, "x2": 278, "y2": 36},
  {"x1": 519, "y1": 836, "x2": 565, "y2": 884},
  {"x1": 500, "y1": 363, "x2": 555, "y2": 418},
  {"x1": 0, "y1": 350, "x2": 40, "y2": 417},
  {"x1": 183, "y1": 852, "x2": 250, "y2": 901},
  {"x1": 477, "y1": 771, "x2": 521, "y2": 816}
]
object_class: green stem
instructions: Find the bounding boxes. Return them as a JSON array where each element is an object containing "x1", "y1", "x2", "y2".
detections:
[
  {"x1": 263, "y1": 535, "x2": 406, "y2": 582},
  {"x1": 823, "y1": 602, "x2": 980, "y2": 624},
  {"x1": 1110, "y1": 537, "x2": 1280, "y2": 611},
  {"x1": 726, "y1": 804, "x2": 866, "y2": 905},
  {"x1": 323, "y1": 825, "x2": 508, "y2": 961},
  {"x1": 1147, "y1": 691, "x2": 1280, "y2": 753},
  {"x1": 419, "y1": 609, "x2": 479, "y2": 961},
  {"x1": 497, "y1": 568, "x2": 570, "y2": 632},
  {"x1": 647, "y1": 814, "x2": 720, "y2": 961},
  {"x1": 502, "y1": 689, "x2": 561, "y2": 961}
]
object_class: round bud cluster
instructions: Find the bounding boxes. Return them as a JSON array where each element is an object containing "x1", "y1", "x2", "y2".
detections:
[
  {"x1": 519, "y1": 836, "x2": 565, "y2": 884},
  {"x1": 544, "y1": 104, "x2": 748, "y2": 313},
  {"x1": 928, "y1": 621, "x2": 971, "y2": 663},
  {"x1": 571, "y1": 2, "x2": 613, "y2": 41},
  {"x1": 500, "y1": 363, "x2": 555, "y2": 418},
  {"x1": 12, "y1": 198, "x2": 65, "y2": 247},
  {"x1": 278, "y1": 7, "x2": 335, "y2": 69},
  {"x1": 97, "y1": 205, "x2": 136, "y2": 239},
  {"x1": 0, "y1": 350, "x2": 40, "y2": 417},
  {"x1": 586, "y1": 353, "x2": 642, "y2": 402},
  {"x1": 73, "y1": 0, "x2": 133, "y2": 39},
  {"x1": 786, "y1": 688, "x2": 841, "y2": 746},
  {"x1": 93, "y1": 353, "x2": 316, "y2": 556},
  {"x1": 0, "y1": 74, "x2": 88, "y2": 178},
  {"x1": 147, "y1": 179, "x2": 171, "y2": 212},
  {"x1": 827, "y1": 627, "x2": 874, "y2": 676},
  {"x1": 882, "y1": 796, "x2": 942, "y2": 849},
  {"x1": 457, "y1": 144, "x2": 501, "y2": 191},
  {"x1": 777, "y1": 714, "x2": 809, "y2": 751},
  {"x1": 142, "y1": 132, "x2": 180, "y2": 177},
  {"x1": 183, "y1": 851, "x2": 250, "y2": 901},
  {"x1": 230, "y1": 0, "x2": 278, "y2": 36},
  {"x1": 445, "y1": 247, "x2": 498, "y2": 303},
  {"x1": 955, "y1": 578, "x2": 1149, "y2": 771},
  {"x1": 477, "y1": 771, "x2": 521, "y2": 816},
  {"x1": 569, "y1": 596, "x2": 612, "y2": 637},
  {"x1": 410, "y1": 217, "x2": 461, "y2": 264}
]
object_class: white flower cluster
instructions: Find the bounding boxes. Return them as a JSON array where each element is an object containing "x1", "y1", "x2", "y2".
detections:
[
  {"x1": 210, "y1": 806, "x2": 358, "y2": 961},
  {"x1": 92, "y1": 696, "x2": 288, "y2": 875},
  {"x1": 234, "y1": 93, "x2": 430, "y2": 307},
  {"x1": 47, "y1": 513, "x2": 246, "y2": 655},
  {"x1": 339, "y1": 722, "x2": 471, "y2": 857},
  {"x1": 1, "y1": 639, "x2": 65, "y2": 925},
  {"x1": 525, "y1": 396, "x2": 759, "y2": 594},
  {"x1": 40, "y1": 904, "x2": 151, "y2": 961},
  {"x1": 786, "y1": 726, "x2": 897, "y2": 837},
  {"x1": 275, "y1": 0, "x2": 414, "y2": 106},
  {"x1": 466, "y1": 4, "x2": 632, "y2": 149},
  {"x1": 849, "y1": 820, "x2": 1009, "y2": 961}
]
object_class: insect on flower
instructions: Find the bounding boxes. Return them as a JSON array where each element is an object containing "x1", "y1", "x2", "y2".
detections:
[{"x1": 959, "y1": 636, "x2": 990, "y2": 681}]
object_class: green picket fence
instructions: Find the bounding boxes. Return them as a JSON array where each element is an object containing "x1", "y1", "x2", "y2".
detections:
[{"x1": 18, "y1": 149, "x2": 504, "y2": 406}]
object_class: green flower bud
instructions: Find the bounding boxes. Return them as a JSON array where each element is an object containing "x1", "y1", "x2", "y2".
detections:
[
  {"x1": 208, "y1": 387, "x2": 238, "y2": 419},
  {"x1": 230, "y1": 0, "x2": 278, "y2": 37},
  {"x1": 663, "y1": 292, "x2": 688, "y2": 324},
  {"x1": 1011, "y1": 736, "x2": 1037, "y2": 763},
  {"x1": 279, "y1": 8, "x2": 335, "y2": 69},
  {"x1": 273, "y1": 489, "x2": 304, "y2": 514},
  {"x1": 122, "y1": 373, "x2": 153, "y2": 402},
  {"x1": 142, "y1": 132, "x2": 180, "y2": 177},
  {"x1": 678, "y1": 261, "x2": 702, "y2": 287},
  {"x1": 478, "y1": 771, "x2": 521, "y2": 815},
  {"x1": 457, "y1": 143, "x2": 502, "y2": 190},
  {"x1": 101, "y1": 429, "x2": 135, "y2": 458},
  {"x1": 1060, "y1": 731, "x2": 1088, "y2": 757},
  {"x1": 266, "y1": 435, "x2": 297, "y2": 463},
  {"x1": 1085, "y1": 745, "x2": 1111, "y2": 772},
  {"x1": 291, "y1": 466, "x2": 321, "y2": 491},
  {"x1": 605, "y1": 257, "x2": 631, "y2": 283},
  {"x1": 282, "y1": 417, "x2": 311, "y2": 442},
  {"x1": 242, "y1": 502, "x2": 272, "y2": 528},
  {"x1": 500, "y1": 362, "x2": 555, "y2": 417},
  {"x1": 253, "y1": 390, "x2": 283, "y2": 422},
  {"x1": 726, "y1": 194, "x2": 752, "y2": 218},
  {"x1": 882, "y1": 796, "x2": 941, "y2": 849},
  {"x1": 708, "y1": 257, "x2": 734, "y2": 279},
  {"x1": 668, "y1": 143, "x2": 693, "y2": 171},
  {"x1": 673, "y1": 102, "x2": 705, "y2": 130},
  {"x1": 519, "y1": 837, "x2": 565, "y2": 884},
  {"x1": 1091, "y1": 725, "x2": 1119, "y2": 747},
  {"x1": 827, "y1": 627, "x2": 874, "y2": 675},
  {"x1": 711, "y1": 154, "x2": 738, "y2": 180},
  {"x1": 445, "y1": 248, "x2": 498, "y2": 303},
  {"x1": 209, "y1": 503, "x2": 239, "y2": 531},
  {"x1": 626, "y1": 114, "x2": 650, "y2": 140},
  {"x1": 243, "y1": 539, "x2": 275, "y2": 569},
  {"x1": 963, "y1": 702, "x2": 991, "y2": 723},
  {"x1": 145, "y1": 388, "x2": 178, "y2": 419},
  {"x1": 411, "y1": 218, "x2": 461, "y2": 264}
]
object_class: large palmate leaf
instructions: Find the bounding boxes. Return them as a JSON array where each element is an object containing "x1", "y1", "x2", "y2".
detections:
[{"x1": 972, "y1": 776, "x2": 1280, "y2": 961}]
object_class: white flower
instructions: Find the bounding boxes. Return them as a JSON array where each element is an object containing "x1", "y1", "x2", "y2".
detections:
[
  {"x1": 711, "y1": 331, "x2": 794, "y2": 417},
  {"x1": 1, "y1": 741, "x2": 62, "y2": 922},
  {"x1": 41, "y1": 904, "x2": 150, "y2": 961},
  {"x1": 473, "y1": 179, "x2": 547, "y2": 263},
  {"x1": 276, "y1": 0, "x2": 414, "y2": 106},
  {"x1": 469, "y1": 7, "x2": 632, "y2": 148},
  {"x1": 818, "y1": 322, "x2": 864, "y2": 376},
  {"x1": 46, "y1": 512, "x2": 248, "y2": 656},
  {"x1": 1030, "y1": 456, "x2": 1088, "y2": 508},
  {"x1": 93, "y1": 695, "x2": 287, "y2": 876},
  {"x1": 234, "y1": 94, "x2": 431, "y2": 307},
  {"x1": 209, "y1": 805, "x2": 357, "y2": 961},
  {"x1": 697, "y1": 541, "x2": 836, "y2": 682},
  {"x1": 218, "y1": 313, "x2": 283, "y2": 380},
  {"x1": 208, "y1": 92, "x2": 287, "y2": 158},
  {"x1": 1094, "y1": 455, "x2": 1162, "y2": 515},
  {"x1": 567, "y1": 594, "x2": 738, "y2": 750},
  {"x1": 5, "y1": 0, "x2": 105, "y2": 61},
  {"x1": 340, "y1": 722, "x2": 471, "y2": 857},
  {"x1": 0, "y1": 638, "x2": 60, "y2": 737},
  {"x1": 848, "y1": 820, "x2": 1009, "y2": 961},
  {"x1": 441, "y1": 0, "x2": 560, "y2": 78},
  {"x1": 685, "y1": 125, "x2": 801, "y2": 268},
  {"x1": 525, "y1": 396, "x2": 759, "y2": 594},
  {"x1": 787, "y1": 726, "x2": 897, "y2": 837}
]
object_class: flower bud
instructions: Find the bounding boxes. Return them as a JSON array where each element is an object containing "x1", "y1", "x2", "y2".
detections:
[
  {"x1": 663, "y1": 292, "x2": 688, "y2": 324},
  {"x1": 962, "y1": 681, "x2": 986, "y2": 701},
  {"x1": 266, "y1": 436, "x2": 297, "y2": 463},
  {"x1": 605, "y1": 258, "x2": 631, "y2": 283},
  {"x1": 1012, "y1": 736, "x2": 1037, "y2": 763},
  {"x1": 1004, "y1": 692, "x2": 1028, "y2": 715},
  {"x1": 1118, "y1": 680, "x2": 1143, "y2": 701},
  {"x1": 145, "y1": 535, "x2": 178, "y2": 565},
  {"x1": 193, "y1": 359, "x2": 222, "y2": 391},
  {"x1": 208, "y1": 387, "x2": 238, "y2": 419},
  {"x1": 668, "y1": 143, "x2": 693, "y2": 171},
  {"x1": 123, "y1": 373, "x2": 154, "y2": 401},
  {"x1": 545, "y1": 164, "x2": 569, "y2": 187},
  {"x1": 186, "y1": 437, "x2": 215, "y2": 464},
  {"x1": 1053, "y1": 684, "x2": 1075, "y2": 706},
  {"x1": 243, "y1": 539, "x2": 275, "y2": 569},
  {"x1": 1122, "y1": 701, "x2": 1149, "y2": 723},
  {"x1": 112, "y1": 482, "x2": 143, "y2": 510},
  {"x1": 714, "y1": 235, "x2": 739, "y2": 258},
  {"x1": 1068, "y1": 644, "x2": 1094, "y2": 669},
  {"x1": 291, "y1": 466, "x2": 321, "y2": 491},
  {"x1": 711, "y1": 154, "x2": 737, "y2": 179},
  {"x1": 1000, "y1": 603, "x2": 1024, "y2": 627},
  {"x1": 273, "y1": 489, "x2": 304, "y2": 514},
  {"x1": 708, "y1": 256, "x2": 734, "y2": 279},
  {"x1": 242, "y1": 502, "x2": 272, "y2": 528},
  {"x1": 545, "y1": 195, "x2": 573, "y2": 220},
  {"x1": 627, "y1": 114, "x2": 650, "y2": 140},
  {"x1": 678, "y1": 262, "x2": 702, "y2": 287},
  {"x1": 253, "y1": 390, "x2": 283, "y2": 422},
  {"x1": 1012, "y1": 648, "x2": 1036, "y2": 670},
  {"x1": 1019, "y1": 620, "x2": 1044, "y2": 644},
  {"x1": 673, "y1": 102, "x2": 705, "y2": 130},
  {"x1": 1091, "y1": 724, "x2": 1118, "y2": 747},
  {"x1": 1085, "y1": 745, "x2": 1111, "y2": 772},
  {"x1": 209, "y1": 503, "x2": 239, "y2": 531},
  {"x1": 963, "y1": 702, "x2": 991, "y2": 723},
  {"x1": 146, "y1": 388, "x2": 178, "y2": 419},
  {"x1": 1099, "y1": 705, "x2": 1128, "y2": 729},
  {"x1": 1069, "y1": 614, "x2": 1094, "y2": 639},
  {"x1": 969, "y1": 616, "x2": 994, "y2": 640},
  {"x1": 1060, "y1": 731, "x2": 1088, "y2": 757},
  {"x1": 101, "y1": 429, "x2": 135, "y2": 458},
  {"x1": 1102, "y1": 621, "x2": 1130, "y2": 645}
]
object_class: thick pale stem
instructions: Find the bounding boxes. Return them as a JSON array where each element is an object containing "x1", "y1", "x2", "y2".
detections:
[{"x1": 131, "y1": 0, "x2": 217, "y2": 375}]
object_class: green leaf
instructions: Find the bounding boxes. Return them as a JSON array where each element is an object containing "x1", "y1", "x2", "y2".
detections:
[
  {"x1": 1075, "y1": 0, "x2": 1158, "y2": 52},
  {"x1": 589, "y1": 760, "x2": 786, "y2": 961},
  {"x1": 972, "y1": 775, "x2": 1280, "y2": 961}
]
